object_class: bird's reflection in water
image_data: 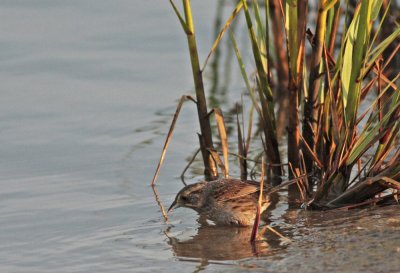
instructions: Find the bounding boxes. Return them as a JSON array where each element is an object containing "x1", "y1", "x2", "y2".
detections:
[{"x1": 166, "y1": 217, "x2": 287, "y2": 261}]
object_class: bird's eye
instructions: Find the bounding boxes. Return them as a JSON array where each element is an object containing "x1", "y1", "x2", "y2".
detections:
[{"x1": 181, "y1": 196, "x2": 189, "y2": 202}]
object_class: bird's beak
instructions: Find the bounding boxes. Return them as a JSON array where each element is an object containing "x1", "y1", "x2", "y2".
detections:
[{"x1": 167, "y1": 200, "x2": 179, "y2": 213}]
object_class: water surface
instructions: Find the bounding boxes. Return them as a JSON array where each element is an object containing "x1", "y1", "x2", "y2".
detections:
[{"x1": 0, "y1": 1, "x2": 399, "y2": 273}]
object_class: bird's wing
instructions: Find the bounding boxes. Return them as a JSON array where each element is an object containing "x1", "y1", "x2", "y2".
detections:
[
  {"x1": 214, "y1": 180, "x2": 260, "y2": 202},
  {"x1": 211, "y1": 177, "x2": 299, "y2": 203}
]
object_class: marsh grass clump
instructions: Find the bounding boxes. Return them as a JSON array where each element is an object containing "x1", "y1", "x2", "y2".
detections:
[{"x1": 154, "y1": 0, "x2": 399, "y2": 219}]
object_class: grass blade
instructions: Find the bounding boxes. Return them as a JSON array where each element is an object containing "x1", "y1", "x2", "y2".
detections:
[{"x1": 214, "y1": 108, "x2": 229, "y2": 178}]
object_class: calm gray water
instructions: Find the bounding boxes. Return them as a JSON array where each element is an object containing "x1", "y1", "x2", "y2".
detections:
[{"x1": 0, "y1": 1, "x2": 399, "y2": 273}]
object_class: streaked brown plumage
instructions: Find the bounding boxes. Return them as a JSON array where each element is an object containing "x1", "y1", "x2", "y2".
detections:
[{"x1": 168, "y1": 178, "x2": 271, "y2": 226}]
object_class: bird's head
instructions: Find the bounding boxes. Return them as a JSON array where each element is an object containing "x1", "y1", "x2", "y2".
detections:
[{"x1": 167, "y1": 181, "x2": 207, "y2": 213}]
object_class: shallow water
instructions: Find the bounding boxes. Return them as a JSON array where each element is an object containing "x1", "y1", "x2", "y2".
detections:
[{"x1": 0, "y1": 1, "x2": 399, "y2": 273}]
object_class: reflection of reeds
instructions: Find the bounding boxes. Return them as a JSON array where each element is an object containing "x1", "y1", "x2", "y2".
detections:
[{"x1": 151, "y1": 184, "x2": 168, "y2": 223}]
